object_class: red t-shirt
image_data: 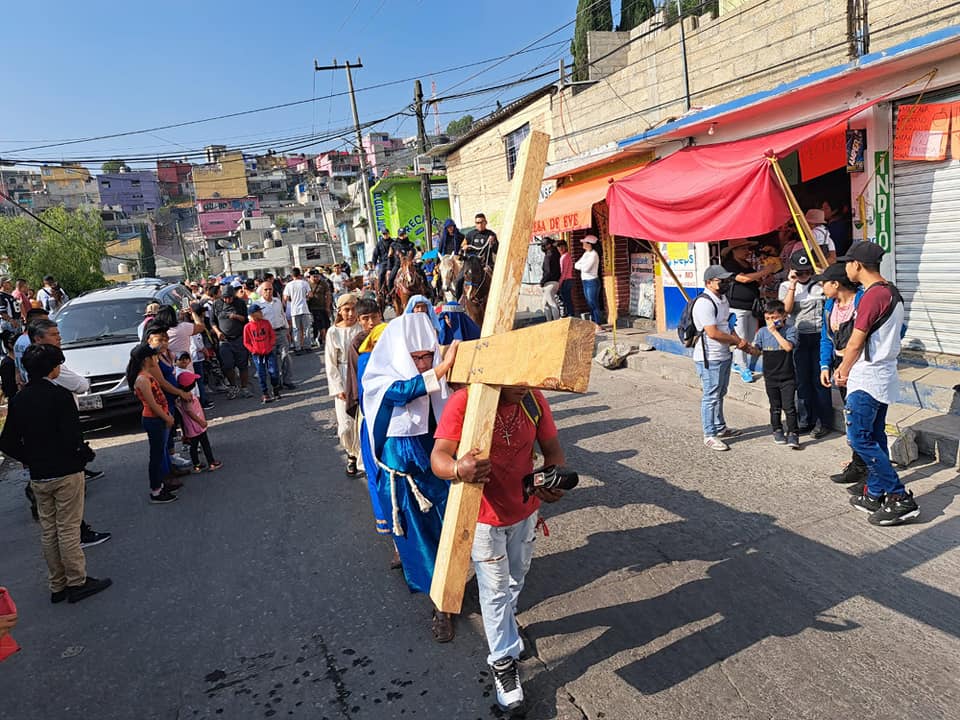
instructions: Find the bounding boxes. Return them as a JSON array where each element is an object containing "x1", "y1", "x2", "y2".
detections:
[
  {"x1": 243, "y1": 319, "x2": 276, "y2": 356},
  {"x1": 853, "y1": 283, "x2": 894, "y2": 332},
  {"x1": 435, "y1": 388, "x2": 558, "y2": 527}
]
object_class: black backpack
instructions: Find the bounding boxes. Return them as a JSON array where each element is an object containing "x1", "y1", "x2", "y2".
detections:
[
  {"x1": 677, "y1": 293, "x2": 718, "y2": 366},
  {"x1": 857, "y1": 282, "x2": 904, "y2": 361}
]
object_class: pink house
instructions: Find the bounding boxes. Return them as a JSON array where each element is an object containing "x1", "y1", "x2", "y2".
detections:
[{"x1": 197, "y1": 196, "x2": 262, "y2": 238}]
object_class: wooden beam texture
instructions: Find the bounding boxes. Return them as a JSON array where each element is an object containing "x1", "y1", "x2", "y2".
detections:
[{"x1": 430, "y1": 130, "x2": 551, "y2": 613}]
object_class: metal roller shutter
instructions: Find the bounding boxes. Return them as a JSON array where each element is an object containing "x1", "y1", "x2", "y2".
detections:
[{"x1": 893, "y1": 95, "x2": 960, "y2": 355}]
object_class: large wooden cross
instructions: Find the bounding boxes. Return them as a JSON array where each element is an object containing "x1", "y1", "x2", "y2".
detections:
[{"x1": 430, "y1": 131, "x2": 596, "y2": 613}]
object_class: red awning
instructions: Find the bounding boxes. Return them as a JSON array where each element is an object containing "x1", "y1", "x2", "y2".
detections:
[
  {"x1": 534, "y1": 169, "x2": 638, "y2": 235},
  {"x1": 606, "y1": 104, "x2": 875, "y2": 243}
]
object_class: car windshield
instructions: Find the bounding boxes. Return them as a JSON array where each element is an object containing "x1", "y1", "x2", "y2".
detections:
[{"x1": 53, "y1": 298, "x2": 148, "y2": 348}]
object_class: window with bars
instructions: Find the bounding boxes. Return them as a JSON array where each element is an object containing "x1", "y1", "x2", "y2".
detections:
[{"x1": 504, "y1": 123, "x2": 530, "y2": 180}]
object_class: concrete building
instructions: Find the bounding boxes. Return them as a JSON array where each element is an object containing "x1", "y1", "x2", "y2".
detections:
[
  {"x1": 0, "y1": 168, "x2": 42, "y2": 215},
  {"x1": 363, "y1": 132, "x2": 450, "y2": 178},
  {"x1": 157, "y1": 160, "x2": 193, "y2": 201},
  {"x1": 197, "y1": 196, "x2": 261, "y2": 239},
  {"x1": 192, "y1": 151, "x2": 248, "y2": 200},
  {"x1": 37, "y1": 164, "x2": 100, "y2": 210},
  {"x1": 314, "y1": 150, "x2": 360, "y2": 178},
  {"x1": 97, "y1": 170, "x2": 161, "y2": 215}
]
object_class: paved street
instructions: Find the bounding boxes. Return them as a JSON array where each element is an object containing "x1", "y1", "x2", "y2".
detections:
[{"x1": 2, "y1": 350, "x2": 959, "y2": 720}]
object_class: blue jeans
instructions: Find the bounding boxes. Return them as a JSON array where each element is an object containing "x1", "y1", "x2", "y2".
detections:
[
  {"x1": 559, "y1": 279, "x2": 574, "y2": 318},
  {"x1": 582, "y1": 278, "x2": 602, "y2": 324},
  {"x1": 193, "y1": 359, "x2": 209, "y2": 405},
  {"x1": 472, "y1": 512, "x2": 538, "y2": 665},
  {"x1": 142, "y1": 416, "x2": 169, "y2": 492},
  {"x1": 694, "y1": 358, "x2": 732, "y2": 437},
  {"x1": 844, "y1": 390, "x2": 905, "y2": 497},
  {"x1": 795, "y1": 332, "x2": 833, "y2": 429},
  {"x1": 252, "y1": 353, "x2": 279, "y2": 395}
]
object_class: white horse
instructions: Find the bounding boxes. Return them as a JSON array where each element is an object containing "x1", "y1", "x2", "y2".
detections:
[{"x1": 438, "y1": 254, "x2": 462, "y2": 302}]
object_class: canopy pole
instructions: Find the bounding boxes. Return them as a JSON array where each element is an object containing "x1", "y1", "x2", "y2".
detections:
[
  {"x1": 768, "y1": 157, "x2": 829, "y2": 273},
  {"x1": 649, "y1": 241, "x2": 691, "y2": 303}
]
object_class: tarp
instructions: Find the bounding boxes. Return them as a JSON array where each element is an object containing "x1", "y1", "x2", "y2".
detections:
[
  {"x1": 606, "y1": 104, "x2": 876, "y2": 243},
  {"x1": 534, "y1": 169, "x2": 638, "y2": 236}
]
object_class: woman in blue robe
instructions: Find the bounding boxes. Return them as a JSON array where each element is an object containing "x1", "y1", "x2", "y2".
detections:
[
  {"x1": 361, "y1": 313, "x2": 461, "y2": 641},
  {"x1": 437, "y1": 301, "x2": 481, "y2": 345}
]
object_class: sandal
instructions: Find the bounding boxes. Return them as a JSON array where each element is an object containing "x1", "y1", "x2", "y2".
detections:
[
  {"x1": 345, "y1": 456, "x2": 358, "y2": 477},
  {"x1": 389, "y1": 548, "x2": 402, "y2": 570},
  {"x1": 431, "y1": 611, "x2": 455, "y2": 643}
]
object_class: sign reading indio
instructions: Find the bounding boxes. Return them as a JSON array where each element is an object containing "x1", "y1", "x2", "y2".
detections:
[{"x1": 874, "y1": 150, "x2": 891, "y2": 252}]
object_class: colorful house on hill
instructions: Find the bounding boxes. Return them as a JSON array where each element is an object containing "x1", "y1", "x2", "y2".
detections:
[{"x1": 369, "y1": 176, "x2": 450, "y2": 249}]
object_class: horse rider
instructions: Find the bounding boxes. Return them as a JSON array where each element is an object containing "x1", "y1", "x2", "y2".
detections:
[
  {"x1": 438, "y1": 219, "x2": 463, "y2": 257},
  {"x1": 373, "y1": 228, "x2": 393, "y2": 292},
  {"x1": 460, "y1": 212, "x2": 498, "y2": 269},
  {"x1": 387, "y1": 228, "x2": 417, "y2": 292}
]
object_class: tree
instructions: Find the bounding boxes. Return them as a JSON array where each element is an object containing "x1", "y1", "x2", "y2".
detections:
[
  {"x1": 138, "y1": 224, "x2": 156, "y2": 277},
  {"x1": 101, "y1": 160, "x2": 129, "y2": 174},
  {"x1": 274, "y1": 215, "x2": 290, "y2": 230},
  {"x1": 664, "y1": 0, "x2": 719, "y2": 27},
  {"x1": 446, "y1": 115, "x2": 475, "y2": 136},
  {"x1": 0, "y1": 207, "x2": 107, "y2": 293},
  {"x1": 618, "y1": 0, "x2": 655, "y2": 31},
  {"x1": 571, "y1": 0, "x2": 613, "y2": 82}
]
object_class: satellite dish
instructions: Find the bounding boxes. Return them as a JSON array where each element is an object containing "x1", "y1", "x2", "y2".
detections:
[{"x1": 217, "y1": 239, "x2": 237, "y2": 249}]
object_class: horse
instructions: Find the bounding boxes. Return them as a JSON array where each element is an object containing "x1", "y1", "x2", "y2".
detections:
[
  {"x1": 459, "y1": 254, "x2": 491, "y2": 328},
  {"x1": 437, "y1": 254, "x2": 462, "y2": 302},
  {"x1": 391, "y1": 255, "x2": 431, "y2": 318}
]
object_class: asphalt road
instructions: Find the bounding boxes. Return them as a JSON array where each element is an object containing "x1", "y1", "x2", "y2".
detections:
[{"x1": 1, "y1": 347, "x2": 959, "y2": 720}]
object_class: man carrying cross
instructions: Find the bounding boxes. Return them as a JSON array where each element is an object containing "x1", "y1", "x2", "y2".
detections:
[{"x1": 432, "y1": 386, "x2": 566, "y2": 714}]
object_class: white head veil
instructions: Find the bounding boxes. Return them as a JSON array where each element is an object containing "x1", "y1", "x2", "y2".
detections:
[{"x1": 361, "y1": 313, "x2": 449, "y2": 460}]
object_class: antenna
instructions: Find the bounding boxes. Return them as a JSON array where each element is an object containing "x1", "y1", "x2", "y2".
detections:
[{"x1": 431, "y1": 80, "x2": 441, "y2": 137}]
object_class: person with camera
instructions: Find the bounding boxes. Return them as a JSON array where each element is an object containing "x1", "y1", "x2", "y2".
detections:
[{"x1": 432, "y1": 385, "x2": 569, "y2": 716}]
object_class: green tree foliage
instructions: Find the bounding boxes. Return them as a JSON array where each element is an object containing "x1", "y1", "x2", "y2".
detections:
[
  {"x1": 273, "y1": 215, "x2": 290, "y2": 230},
  {"x1": 664, "y1": 0, "x2": 719, "y2": 27},
  {"x1": 101, "y1": 160, "x2": 129, "y2": 174},
  {"x1": 618, "y1": 0, "x2": 655, "y2": 31},
  {"x1": 445, "y1": 115, "x2": 474, "y2": 136},
  {"x1": 138, "y1": 223, "x2": 156, "y2": 277},
  {"x1": 0, "y1": 207, "x2": 107, "y2": 293},
  {"x1": 571, "y1": 0, "x2": 613, "y2": 82}
]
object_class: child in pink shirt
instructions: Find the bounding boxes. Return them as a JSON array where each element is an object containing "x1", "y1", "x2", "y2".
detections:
[{"x1": 176, "y1": 373, "x2": 222, "y2": 472}]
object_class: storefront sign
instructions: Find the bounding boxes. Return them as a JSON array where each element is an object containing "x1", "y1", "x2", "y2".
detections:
[
  {"x1": 874, "y1": 151, "x2": 891, "y2": 252},
  {"x1": 894, "y1": 103, "x2": 952, "y2": 161},
  {"x1": 846, "y1": 129, "x2": 866, "y2": 173},
  {"x1": 660, "y1": 242, "x2": 696, "y2": 288},
  {"x1": 629, "y1": 253, "x2": 655, "y2": 318},
  {"x1": 798, "y1": 123, "x2": 846, "y2": 181}
]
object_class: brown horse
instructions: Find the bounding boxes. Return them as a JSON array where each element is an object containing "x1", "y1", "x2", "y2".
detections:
[
  {"x1": 391, "y1": 255, "x2": 431, "y2": 318},
  {"x1": 459, "y1": 254, "x2": 491, "y2": 328}
]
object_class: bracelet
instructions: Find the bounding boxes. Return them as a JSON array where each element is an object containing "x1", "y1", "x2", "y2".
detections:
[{"x1": 453, "y1": 459, "x2": 461, "y2": 482}]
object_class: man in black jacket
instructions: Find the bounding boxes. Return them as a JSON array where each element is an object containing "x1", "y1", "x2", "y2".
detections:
[
  {"x1": 0, "y1": 344, "x2": 111, "y2": 604},
  {"x1": 540, "y1": 237, "x2": 561, "y2": 322}
]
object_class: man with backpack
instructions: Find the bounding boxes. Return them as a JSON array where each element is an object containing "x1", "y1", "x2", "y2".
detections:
[
  {"x1": 682, "y1": 265, "x2": 752, "y2": 451},
  {"x1": 834, "y1": 242, "x2": 918, "y2": 526}
]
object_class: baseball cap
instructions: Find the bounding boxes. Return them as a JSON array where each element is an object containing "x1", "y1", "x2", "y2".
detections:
[
  {"x1": 811, "y1": 263, "x2": 850, "y2": 284},
  {"x1": 790, "y1": 249, "x2": 814, "y2": 272},
  {"x1": 397, "y1": 228, "x2": 408, "y2": 236},
  {"x1": 838, "y1": 241, "x2": 885, "y2": 265},
  {"x1": 223, "y1": 285, "x2": 237, "y2": 298},
  {"x1": 177, "y1": 372, "x2": 200, "y2": 387},
  {"x1": 703, "y1": 265, "x2": 734, "y2": 283},
  {"x1": 230, "y1": 279, "x2": 243, "y2": 288},
  {"x1": 248, "y1": 303, "x2": 263, "y2": 314}
]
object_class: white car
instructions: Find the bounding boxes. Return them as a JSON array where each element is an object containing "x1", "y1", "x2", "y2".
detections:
[{"x1": 51, "y1": 279, "x2": 193, "y2": 420}]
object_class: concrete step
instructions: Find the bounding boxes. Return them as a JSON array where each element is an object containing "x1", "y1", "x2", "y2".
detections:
[{"x1": 623, "y1": 347, "x2": 960, "y2": 469}]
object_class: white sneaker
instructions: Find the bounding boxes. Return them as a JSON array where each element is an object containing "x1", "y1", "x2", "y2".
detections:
[
  {"x1": 491, "y1": 657, "x2": 524, "y2": 714},
  {"x1": 703, "y1": 436, "x2": 730, "y2": 452}
]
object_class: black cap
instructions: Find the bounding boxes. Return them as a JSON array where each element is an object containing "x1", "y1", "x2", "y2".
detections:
[
  {"x1": 838, "y1": 241, "x2": 885, "y2": 265},
  {"x1": 811, "y1": 263, "x2": 849, "y2": 284},
  {"x1": 790, "y1": 249, "x2": 814, "y2": 272},
  {"x1": 398, "y1": 228, "x2": 408, "y2": 236}
]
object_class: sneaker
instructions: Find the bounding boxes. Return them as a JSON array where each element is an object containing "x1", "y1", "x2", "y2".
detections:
[
  {"x1": 786, "y1": 433, "x2": 800, "y2": 449},
  {"x1": 811, "y1": 422, "x2": 830, "y2": 439},
  {"x1": 346, "y1": 456, "x2": 359, "y2": 477},
  {"x1": 831, "y1": 461, "x2": 867, "y2": 484},
  {"x1": 490, "y1": 657, "x2": 524, "y2": 714},
  {"x1": 273, "y1": 386, "x2": 282, "y2": 399},
  {"x1": 225, "y1": 386, "x2": 239, "y2": 400},
  {"x1": 869, "y1": 491, "x2": 920, "y2": 526},
  {"x1": 850, "y1": 490, "x2": 884, "y2": 514},
  {"x1": 149, "y1": 489, "x2": 178, "y2": 504},
  {"x1": 50, "y1": 589, "x2": 67, "y2": 604},
  {"x1": 208, "y1": 460, "x2": 223, "y2": 471},
  {"x1": 84, "y1": 468, "x2": 105, "y2": 481},
  {"x1": 738, "y1": 367, "x2": 755, "y2": 383},
  {"x1": 66, "y1": 576, "x2": 112, "y2": 603},
  {"x1": 772, "y1": 430, "x2": 787, "y2": 445},
  {"x1": 80, "y1": 527, "x2": 111, "y2": 549},
  {"x1": 703, "y1": 436, "x2": 730, "y2": 452},
  {"x1": 847, "y1": 480, "x2": 867, "y2": 496},
  {"x1": 239, "y1": 388, "x2": 253, "y2": 399},
  {"x1": 716, "y1": 427, "x2": 742, "y2": 439},
  {"x1": 201, "y1": 400, "x2": 215, "y2": 410},
  {"x1": 261, "y1": 394, "x2": 273, "y2": 404}
]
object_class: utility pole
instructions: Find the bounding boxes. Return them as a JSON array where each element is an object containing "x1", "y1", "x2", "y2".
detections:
[
  {"x1": 314, "y1": 58, "x2": 378, "y2": 259},
  {"x1": 414, "y1": 79, "x2": 433, "y2": 253},
  {"x1": 676, "y1": 0, "x2": 691, "y2": 111}
]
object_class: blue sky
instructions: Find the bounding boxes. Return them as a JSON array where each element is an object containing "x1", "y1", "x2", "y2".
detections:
[{"x1": 0, "y1": 1, "x2": 626, "y2": 170}]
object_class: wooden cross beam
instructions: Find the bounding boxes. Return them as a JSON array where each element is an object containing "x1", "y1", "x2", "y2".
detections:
[{"x1": 430, "y1": 131, "x2": 595, "y2": 613}]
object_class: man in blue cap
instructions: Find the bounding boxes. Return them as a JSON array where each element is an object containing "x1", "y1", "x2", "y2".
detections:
[{"x1": 834, "y1": 241, "x2": 918, "y2": 525}]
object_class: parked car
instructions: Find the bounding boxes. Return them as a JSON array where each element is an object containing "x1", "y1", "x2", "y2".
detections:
[{"x1": 50, "y1": 279, "x2": 193, "y2": 420}]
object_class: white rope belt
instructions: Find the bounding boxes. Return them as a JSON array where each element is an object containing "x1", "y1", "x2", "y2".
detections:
[{"x1": 376, "y1": 459, "x2": 434, "y2": 536}]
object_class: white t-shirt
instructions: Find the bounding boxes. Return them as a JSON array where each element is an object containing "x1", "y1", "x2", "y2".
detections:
[
  {"x1": 574, "y1": 249, "x2": 600, "y2": 281},
  {"x1": 167, "y1": 321, "x2": 198, "y2": 372},
  {"x1": 691, "y1": 289, "x2": 732, "y2": 364},
  {"x1": 259, "y1": 297, "x2": 286, "y2": 330},
  {"x1": 813, "y1": 225, "x2": 836, "y2": 253},
  {"x1": 848, "y1": 287, "x2": 905, "y2": 405},
  {"x1": 331, "y1": 272, "x2": 350, "y2": 294},
  {"x1": 283, "y1": 278, "x2": 311, "y2": 316}
]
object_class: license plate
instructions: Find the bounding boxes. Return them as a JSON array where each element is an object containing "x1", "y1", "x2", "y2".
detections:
[{"x1": 78, "y1": 395, "x2": 103, "y2": 411}]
